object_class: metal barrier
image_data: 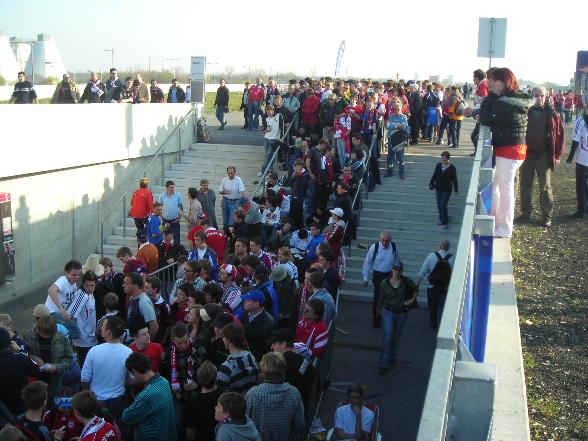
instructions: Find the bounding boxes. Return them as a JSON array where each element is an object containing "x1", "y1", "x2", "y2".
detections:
[
  {"x1": 148, "y1": 261, "x2": 179, "y2": 301},
  {"x1": 251, "y1": 112, "x2": 300, "y2": 200},
  {"x1": 416, "y1": 125, "x2": 496, "y2": 440},
  {"x1": 99, "y1": 106, "x2": 197, "y2": 256}
]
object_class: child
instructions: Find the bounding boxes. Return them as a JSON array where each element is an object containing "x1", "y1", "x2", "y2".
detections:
[
  {"x1": 334, "y1": 110, "x2": 351, "y2": 169},
  {"x1": 129, "y1": 326, "x2": 165, "y2": 374},
  {"x1": 185, "y1": 362, "x2": 222, "y2": 441},
  {"x1": 144, "y1": 276, "x2": 172, "y2": 346},
  {"x1": 71, "y1": 391, "x2": 118, "y2": 441},
  {"x1": 276, "y1": 247, "x2": 299, "y2": 283},
  {"x1": 170, "y1": 283, "x2": 192, "y2": 324},
  {"x1": 70, "y1": 272, "x2": 98, "y2": 367},
  {"x1": 96, "y1": 293, "x2": 130, "y2": 345},
  {"x1": 15, "y1": 381, "x2": 52, "y2": 441},
  {"x1": 261, "y1": 197, "x2": 281, "y2": 246},
  {"x1": 214, "y1": 392, "x2": 261, "y2": 441},
  {"x1": 385, "y1": 97, "x2": 410, "y2": 178},
  {"x1": 42, "y1": 387, "x2": 83, "y2": 441}
]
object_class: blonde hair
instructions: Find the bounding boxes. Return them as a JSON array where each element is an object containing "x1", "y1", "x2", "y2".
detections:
[
  {"x1": 260, "y1": 352, "x2": 287, "y2": 383},
  {"x1": 278, "y1": 246, "x2": 294, "y2": 263},
  {"x1": 0, "y1": 313, "x2": 13, "y2": 330}
]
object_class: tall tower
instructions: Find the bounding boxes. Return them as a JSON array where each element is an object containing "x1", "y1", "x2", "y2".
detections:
[
  {"x1": 0, "y1": 31, "x2": 19, "y2": 81},
  {"x1": 10, "y1": 33, "x2": 66, "y2": 82}
]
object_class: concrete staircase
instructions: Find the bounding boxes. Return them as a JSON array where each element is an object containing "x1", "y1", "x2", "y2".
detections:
[
  {"x1": 340, "y1": 152, "x2": 474, "y2": 306},
  {"x1": 101, "y1": 143, "x2": 265, "y2": 264}
]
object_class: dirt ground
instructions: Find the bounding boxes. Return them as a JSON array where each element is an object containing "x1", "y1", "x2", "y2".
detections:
[{"x1": 512, "y1": 118, "x2": 588, "y2": 441}]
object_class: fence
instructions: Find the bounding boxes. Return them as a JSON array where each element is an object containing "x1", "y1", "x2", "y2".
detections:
[{"x1": 417, "y1": 125, "x2": 496, "y2": 440}]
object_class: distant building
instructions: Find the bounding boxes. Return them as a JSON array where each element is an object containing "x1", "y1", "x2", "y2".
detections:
[
  {"x1": 8, "y1": 33, "x2": 66, "y2": 83},
  {"x1": 0, "y1": 31, "x2": 19, "y2": 81}
]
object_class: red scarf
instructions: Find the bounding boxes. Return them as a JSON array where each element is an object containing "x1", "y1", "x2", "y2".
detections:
[{"x1": 170, "y1": 341, "x2": 194, "y2": 389}]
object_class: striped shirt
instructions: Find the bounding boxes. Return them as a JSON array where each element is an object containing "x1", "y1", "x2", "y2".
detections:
[{"x1": 217, "y1": 351, "x2": 259, "y2": 393}]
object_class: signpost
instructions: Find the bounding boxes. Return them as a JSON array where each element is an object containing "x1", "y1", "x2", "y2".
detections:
[{"x1": 477, "y1": 18, "x2": 507, "y2": 68}]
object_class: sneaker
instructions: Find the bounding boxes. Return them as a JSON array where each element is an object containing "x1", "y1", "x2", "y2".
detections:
[
  {"x1": 469, "y1": 152, "x2": 476, "y2": 156},
  {"x1": 400, "y1": 175, "x2": 405, "y2": 179},
  {"x1": 435, "y1": 138, "x2": 441, "y2": 145},
  {"x1": 357, "y1": 243, "x2": 368, "y2": 249},
  {"x1": 540, "y1": 219, "x2": 552, "y2": 227},
  {"x1": 385, "y1": 169, "x2": 394, "y2": 177}
]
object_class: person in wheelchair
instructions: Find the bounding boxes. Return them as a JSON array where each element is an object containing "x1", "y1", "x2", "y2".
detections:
[
  {"x1": 385, "y1": 97, "x2": 410, "y2": 179},
  {"x1": 332, "y1": 383, "x2": 375, "y2": 441}
]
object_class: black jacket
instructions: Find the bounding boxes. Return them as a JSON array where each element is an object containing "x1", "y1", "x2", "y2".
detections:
[
  {"x1": 335, "y1": 193, "x2": 352, "y2": 222},
  {"x1": 429, "y1": 163, "x2": 459, "y2": 193},
  {"x1": 292, "y1": 172, "x2": 310, "y2": 199},
  {"x1": 79, "y1": 81, "x2": 106, "y2": 103},
  {"x1": 319, "y1": 101, "x2": 337, "y2": 128},
  {"x1": 0, "y1": 349, "x2": 40, "y2": 415},
  {"x1": 214, "y1": 86, "x2": 230, "y2": 107},
  {"x1": 242, "y1": 309, "x2": 275, "y2": 361},
  {"x1": 167, "y1": 86, "x2": 186, "y2": 103},
  {"x1": 407, "y1": 92, "x2": 422, "y2": 117},
  {"x1": 479, "y1": 91, "x2": 532, "y2": 148}
]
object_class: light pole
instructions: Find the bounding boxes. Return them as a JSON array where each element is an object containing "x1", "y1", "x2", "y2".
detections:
[
  {"x1": 207, "y1": 62, "x2": 219, "y2": 84},
  {"x1": 165, "y1": 58, "x2": 182, "y2": 79},
  {"x1": 242, "y1": 65, "x2": 251, "y2": 83},
  {"x1": 104, "y1": 48, "x2": 114, "y2": 67}
]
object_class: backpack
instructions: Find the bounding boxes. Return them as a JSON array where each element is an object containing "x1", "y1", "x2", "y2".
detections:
[
  {"x1": 371, "y1": 241, "x2": 397, "y2": 267},
  {"x1": 428, "y1": 252, "x2": 452, "y2": 288}
]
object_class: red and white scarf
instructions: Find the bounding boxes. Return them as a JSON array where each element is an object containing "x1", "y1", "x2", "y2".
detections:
[{"x1": 170, "y1": 341, "x2": 194, "y2": 389}]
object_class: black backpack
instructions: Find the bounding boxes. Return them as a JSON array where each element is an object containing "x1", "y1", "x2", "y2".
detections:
[
  {"x1": 371, "y1": 241, "x2": 397, "y2": 267},
  {"x1": 428, "y1": 252, "x2": 452, "y2": 288}
]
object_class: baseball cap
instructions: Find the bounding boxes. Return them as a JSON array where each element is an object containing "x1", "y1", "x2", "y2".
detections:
[
  {"x1": 240, "y1": 290, "x2": 265, "y2": 304},
  {"x1": 220, "y1": 263, "x2": 237, "y2": 280},
  {"x1": 330, "y1": 207, "x2": 344, "y2": 218},
  {"x1": 271, "y1": 265, "x2": 288, "y2": 282}
]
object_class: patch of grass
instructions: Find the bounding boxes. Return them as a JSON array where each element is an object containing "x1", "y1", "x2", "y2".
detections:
[
  {"x1": 203, "y1": 91, "x2": 243, "y2": 114},
  {"x1": 523, "y1": 352, "x2": 536, "y2": 370},
  {"x1": 528, "y1": 396, "x2": 558, "y2": 418}
]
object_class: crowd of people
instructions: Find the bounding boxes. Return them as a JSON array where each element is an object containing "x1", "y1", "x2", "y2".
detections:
[
  {"x1": 2, "y1": 67, "x2": 587, "y2": 441},
  {"x1": 8, "y1": 69, "x2": 192, "y2": 104}
]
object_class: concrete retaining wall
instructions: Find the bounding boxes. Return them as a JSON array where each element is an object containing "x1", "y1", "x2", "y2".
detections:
[
  {"x1": 0, "y1": 105, "x2": 195, "y2": 306},
  {"x1": 0, "y1": 83, "x2": 245, "y2": 101}
]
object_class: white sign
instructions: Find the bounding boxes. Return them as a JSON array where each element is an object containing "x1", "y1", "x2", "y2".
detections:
[
  {"x1": 190, "y1": 56, "x2": 206, "y2": 81},
  {"x1": 477, "y1": 18, "x2": 507, "y2": 59}
]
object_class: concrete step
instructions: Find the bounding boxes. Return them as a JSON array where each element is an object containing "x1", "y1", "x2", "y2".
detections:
[
  {"x1": 339, "y1": 287, "x2": 429, "y2": 306},
  {"x1": 357, "y1": 216, "x2": 464, "y2": 232},
  {"x1": 358, "y1": 205, "x2": 463, "y2": 221},
  {"x1": 172, "y1": 162, "x2": 262, "y2": 174},
  {"x1": 183, "y1": 149, "x2": 263, "y2": 162},
  {"x1": 187, "y1": 143, "x2": 264, "y2": 154},
  {"x1": 164, "y1": 169, "x2": 261, "y2": 181}
]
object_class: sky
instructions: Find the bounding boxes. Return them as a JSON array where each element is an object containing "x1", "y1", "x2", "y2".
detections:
[{"x1": 1, "y1": 0, "x2": 586, "y2": 85}]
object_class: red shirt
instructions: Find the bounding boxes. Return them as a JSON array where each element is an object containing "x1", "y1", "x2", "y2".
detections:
[
  {"x1": 301, "y1": 95, "x2": 320, "y2": 124},
  {"x1": 187, "y1": 225, "x2": 205, "y2": 247},
  {"x1": 205, "y1": 228, "x2": 227, "y2": 265},
  {"x1": 129, "y1": 188, "x2": 153, "y2": 218},
  {"x1": 79, "y1": 417, "x2": 118, "y2": 441},
  {"x1": 129, "y1": 341, "x2": 164, "y2": 373},
  {"x1": 476, "y1": 79, "x2": 489, "y2": 98},
  {"x1": 123, "y1": 258, "x2": 147, "y2": 275},
  {"x1": 171, "y1": 301, "x2": 189, "y2": 325},
  {"x1": 43, "y1": 410, "x2": 83, "y2": 441},
  {"x1": 248, "y1": 85, "x2": 265, "y2": 102}
]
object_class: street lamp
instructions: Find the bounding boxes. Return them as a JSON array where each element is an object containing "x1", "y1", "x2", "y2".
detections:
[
  {"x1": 165, "y1": 58, "x2": 182, "y2": 79},
  {"x1": 242, "y1": 65, "x2": 251, "y2": 83},
  {"x1": 104, "y1": 48, "x2": 114, "y2": 67},
  {"x1": 207, "y1": 62, "x2": 219, "y2": 84}
]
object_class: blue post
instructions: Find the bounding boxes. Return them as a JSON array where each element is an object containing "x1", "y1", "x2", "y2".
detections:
[
  {"x1": 470, "y1": 234, "x2": 493, "y2": 362},
  {"x1": 460, "y1": 237, "x2": 477, "y2": 349}
]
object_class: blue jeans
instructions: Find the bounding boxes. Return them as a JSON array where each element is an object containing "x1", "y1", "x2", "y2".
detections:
[
  {"x1": 436, "y1": 190, "x2": 451, "y2": 225},
  {"x1": 51, "y1": 312, "x2": 81, "y2": 339},
  {"x1": 448, "y1": 119, "x2": 461, "y2": 147},
  {"x1": 221, "y1": 197, "x2": 240, "y2": 232},
  {"x1": 387, "y1": 145, "x2": 405, "y2": 176},
  {"x1": 215, "y1": 105, "x2": 226, "y2": 127},
  {"x1": 379, "y1": 308, "x2": 407, "y2": 367},
  {"x1": 262, "y1": 138, "x2": 277, "y2": 172},
  {"x1": 336, "y1": 139, "x2": 348, "y2": 169},
  {"x1": 305, "y1": 178, "x2": 318, "y2": 217},
  {"x1": 247, "y1": 101, "x2": 261, "y2": 129}
]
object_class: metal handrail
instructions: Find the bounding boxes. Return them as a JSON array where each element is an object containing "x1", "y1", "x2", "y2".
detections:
[
  {"x1": 416, "y1": 125, "x2": 491, "y2": 440},
  {"x1": 251, "y1": 112, "x2": 300, "y2": 199},
  {"x1": 343, "y1": 120, "x2": 380, "y2": 257},
  {"x1": 99, "y1": 106, "x2": 197, "y2": 256}
]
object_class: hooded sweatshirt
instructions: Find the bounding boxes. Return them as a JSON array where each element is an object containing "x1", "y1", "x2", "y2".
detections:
[
  {"x1": 217, "y1": 350, "x2": 259, "y2": 393},
  {"x1": 215, "y1": 416, "x2": 261, "y2": 441},
  {"x1": 245, "y1": 383, "x2": 305, "y2": 441}
]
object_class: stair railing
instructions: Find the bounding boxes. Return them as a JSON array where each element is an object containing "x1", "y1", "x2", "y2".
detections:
[{"x1": 99, "y1": 106, "x2": 197, "y2": 257}]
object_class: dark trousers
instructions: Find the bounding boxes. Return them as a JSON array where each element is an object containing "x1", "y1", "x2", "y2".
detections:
[
  {"x1": 100, "y1": 395, "x2": 127, "y2": 437},
  {"x1": 448, "y1": 119, "x2": 461, "y2": 147},
  {"x1": 437, "y1": 117, "x2": 449, "y2": 142},
  {"x1": 436, "y1": 190, "x2": 451, "y2": 225},
  {"x1": 242, "y1": 106, "x2": 248, "y2": 127},
  {"x1": 409, "y1": 114, "x2": 421, "y2": 143},
  {"x1": 133, "y1": 217, "x2": 148, "y2": 235},
  {"x1": 576, "y1": 163, "x2": 588, "y2": 216},
  {"x1": 372, "y1": 270, "x2": 390, "y2": 326},
  {"x1": 519, "y1": 154, "x2": 553, "y2": 220},
  {"x1": 471, "y1": 121, "x2": 480, "y2": 153},
  {"x1": 427, "y1": 287, "x2": 448, "y2": 327},
  {"x1": 291, "y1": 198, "x2": 305, "y2": 230}
]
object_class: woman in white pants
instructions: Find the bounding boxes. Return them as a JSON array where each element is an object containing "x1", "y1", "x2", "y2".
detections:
[{"x1": 479, "y1": 68, "x2": 533, "y2": 238}]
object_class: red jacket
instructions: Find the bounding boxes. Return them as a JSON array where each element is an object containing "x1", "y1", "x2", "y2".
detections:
[
  {"x1": 129, "y1": 188, "x2": 153, "y2": 218},
  {"x1": 79, "y1": 417, "x2": 119, "y2": 441},
  {"x1": 205, "y1": 227, "x2": 227, "y2": 265},
  {"x1": 248, "y1": 85, "x2": 265, "y2": 102},
  {"x1": 301, "y1": 95, "x2": 320, "y2": 124},
  {"x1": 294, "y1": 319, "x2": 328, "y2": 357},
  {"x1": 525, "y1": 105, "x2": 565, "y2": 171}
]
